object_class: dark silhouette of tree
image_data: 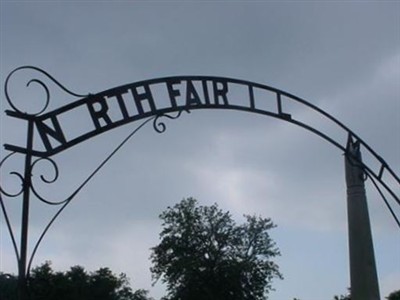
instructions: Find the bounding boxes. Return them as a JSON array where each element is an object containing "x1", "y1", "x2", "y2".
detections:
[
  {"x1": 0, "y1": 272, "x2": 17, "y2": 300},
  {"x1": 333, "y1": 288, "x2": 400, "y2": 300},
  {"x1": 333, "y1": 288, "x2": 351, "y2": 300},
  {"x1": 132, "y1": 289, "x2": 153, "y2": 300},
  {"x1": 0, "y1": 261, "x2": 152, "y2": 300},
  {"x1": 150, "y1": 197, "x2": 282, "y2": 300},
  {"x1": 333, "y1": 295, "x2": 350, "y2": 300},
  {"x1": 387, "y1": 290, "x2": 400, "y2": 300}
]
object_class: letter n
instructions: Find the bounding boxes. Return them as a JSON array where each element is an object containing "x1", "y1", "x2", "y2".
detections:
[{"x1": 36, "y1": 116, "x2": 67, "y2": 152}]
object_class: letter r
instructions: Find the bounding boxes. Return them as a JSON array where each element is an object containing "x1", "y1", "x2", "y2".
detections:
[{"x1": 87, "y1": 96, "x2": 112, "y2": 130}]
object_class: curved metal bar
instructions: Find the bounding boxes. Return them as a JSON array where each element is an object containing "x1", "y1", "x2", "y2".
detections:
[
  {"x1": 271, "y1": 111, "x2": 400, "y2": 207},
  {"x1": 283, "y1": 113, "x2": 400, "y2": 207},
  {"x1": 27, "y1": 115, "x2": 160, "y2": 274},
  {"x1": 26, "y1": 79, "x2": 50, "y2": 115},
  {"x1": 187, "y1": 106, "x2": 400, "y2": 208},
  {"x1": 0, "y1": 193, "x2": 20, "y2": 263},
  {"x1": 30, "y1": 157, "x2": 69, "y2": 205},
  {"x1": 4, "y1": 66, "x2": 89, "y2": 116},
  {"x1": 0, "y1": 152, "x2": 24, "y2": 198},
  {"x1": 282, "y1": 90, "x2": 400, "y2": 186},
  {"x1": 366, "y1": 171, "x2": 400, "y2": 229},
  {"x1": 27, "y1": 199, "x2": 69, "y2": 274}
]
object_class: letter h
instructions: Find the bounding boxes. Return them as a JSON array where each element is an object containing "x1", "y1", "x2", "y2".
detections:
[{"x1": 131, "y1": 85, "x2": 156, "y2": 115}]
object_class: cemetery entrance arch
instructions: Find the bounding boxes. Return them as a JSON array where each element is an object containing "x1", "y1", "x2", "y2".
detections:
[{"x1": 1, "y1": 66, "x2": 399, "y2": 300}]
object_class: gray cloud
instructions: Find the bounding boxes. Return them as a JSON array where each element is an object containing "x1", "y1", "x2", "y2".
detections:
[{"x1": 1, "y1": 2, "x2": 399, "y2": 299}]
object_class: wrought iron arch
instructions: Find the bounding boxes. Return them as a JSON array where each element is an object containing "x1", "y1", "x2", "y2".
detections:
[{"x1": 1, "y1": 66, "x2": 399, "y2": 300}]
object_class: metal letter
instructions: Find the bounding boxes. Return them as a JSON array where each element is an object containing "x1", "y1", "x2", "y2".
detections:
[
  {"x1": 185, "y1": 80, "x2": 202, "y2": 106},
  {"x1": 201, "y1": 80, "x2": 210, "y2": 105},
  {"x1": 87, "y1": 96, "x2": 112, "y2": 129},
  {"x1": 114, "y1": 90, "x2": 130, "y2": 119},
  {"x1": 166, "y1": 79, "x2": 180, "y2": 108},
  {"x1": 212, "y1": 80, "x2": 229, "y2": 105},
  {"x1": 35, "y1": 116, "x2": 67, "y2": 151},
  {"x1": 130, "y1": 85, "x2": 156, "y2": 115}
]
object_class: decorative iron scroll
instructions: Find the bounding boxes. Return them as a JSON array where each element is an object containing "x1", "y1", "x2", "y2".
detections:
[
  {"x1": 0, "y1": 152, "x2": 24, "y2": 198},
  {"x1": 0, "y1": 153, "x2": 67, "y2": 205},
  {"x1": 153, "y1": 110, "x2": 191, "y2": 133},
  {"x1": 5, "y1": 66, "x2": 88, "y2": 116}
]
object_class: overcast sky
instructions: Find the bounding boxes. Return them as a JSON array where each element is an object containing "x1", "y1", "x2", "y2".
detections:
[{"x1": 1, "y1": 1, "x2": 399, "y2": 299}]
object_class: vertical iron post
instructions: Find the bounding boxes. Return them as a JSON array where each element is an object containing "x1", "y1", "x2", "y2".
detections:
[
  {"x1": 18, "y1": 118, "x2": 34, "y2": 300},
  {"x1": 345, "y1": 139, "x2": 380, "y2": 300}
]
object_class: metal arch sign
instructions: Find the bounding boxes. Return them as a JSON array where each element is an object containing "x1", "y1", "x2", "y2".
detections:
[
  {"x1": 5, "y1": 73, "x2": 292, "y2": 157},
  {"x1": 3, "y1": 67, "x2": 399, "y2": 198},
  {"x1": 1, "y1": 66, "x2": 399, "y2": 300}
]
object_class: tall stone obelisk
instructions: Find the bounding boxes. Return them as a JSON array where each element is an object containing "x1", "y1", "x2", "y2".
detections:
[{"x1": 345, "y1": 139, "x2": 380, "y2": 300}]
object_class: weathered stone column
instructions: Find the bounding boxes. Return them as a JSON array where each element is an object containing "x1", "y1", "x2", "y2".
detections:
[{"x1": 345, "y1": 139, "x2": 380, "y2": 300}]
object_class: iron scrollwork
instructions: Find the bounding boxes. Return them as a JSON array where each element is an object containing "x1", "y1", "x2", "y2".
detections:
[
  {"x1": 153, "y1": 109, "x2": 191, "y2": 133},
  {"x1": 5, "y1": 66, "x2": 88, "y2": 116},
  {"x1": 0, "y1": 152, "x2": 69, "y2": 205},
  {"x1": 30, "y1": 157, "x2": 70, "y2": 205},
  {"x1": 0, "y1": 152, "x2": 25, "y2": 198}
]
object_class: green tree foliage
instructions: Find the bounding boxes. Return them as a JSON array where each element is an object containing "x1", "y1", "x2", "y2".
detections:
[
  {"x1": 0, "y1": 262, "x2": 152, "y2": 300},
  {"x1": 387, "y1": 290, "x2": 400, "y2": 300},
  {"x1": 150, "y1": 197, "x2": 282, "y2": 300}
]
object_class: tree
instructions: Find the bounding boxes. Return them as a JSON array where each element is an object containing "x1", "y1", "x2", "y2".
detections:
[
  {"x1": 387, "y1": 290, "x2": 400, "y2": 300},
  {"x1": 0, "y1": 272, "x2": 17, "y2": 300},
  {"x1": 132, "y1": 289, "x2": 153, "y2": 300},
  {"x1": 333, "y1": 288, "x2": 350, "y2": 300},
  {"x1": 333, "y1": 288, "x2": 400, "y2": 300},
  {"x1": 334, "y1": 295, "x2": 350, "y2": 300},
  {"x1": 0, "y1": 261, "x2": 152, "y2": 300},
  {"x1": 150, "y1": 197, "x2": 282, "y2": 300}
]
